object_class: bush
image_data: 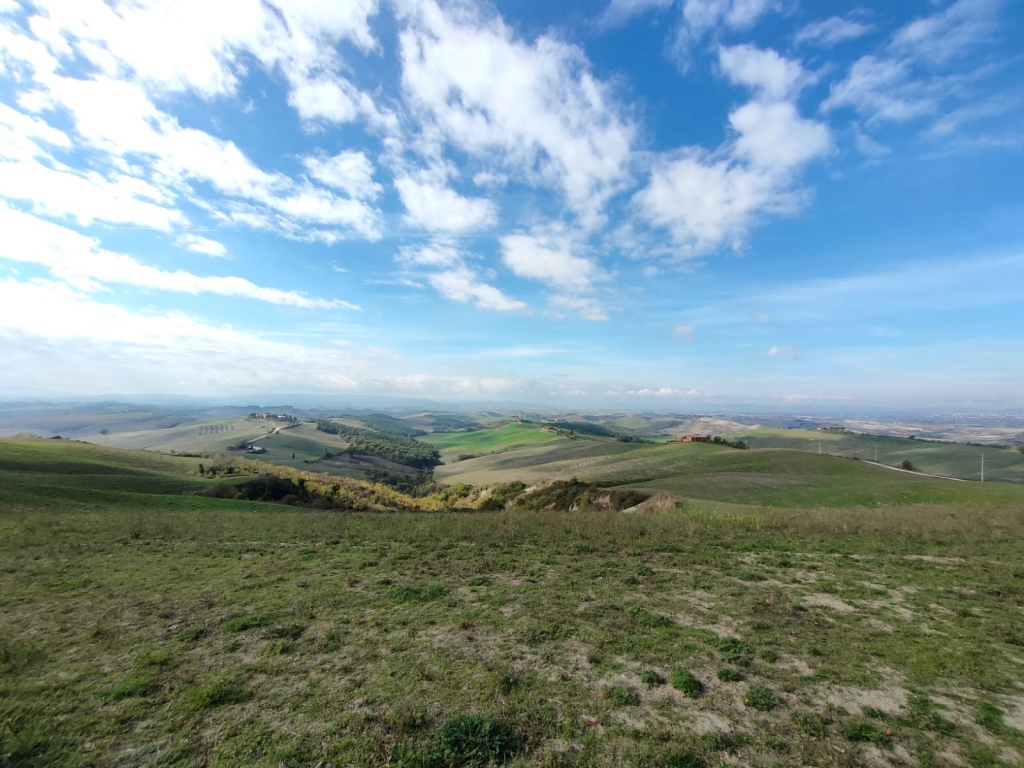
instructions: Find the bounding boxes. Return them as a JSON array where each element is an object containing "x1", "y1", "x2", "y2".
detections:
[{"x1": 671, "y1": 669, "x2": 704, "y2": 697}]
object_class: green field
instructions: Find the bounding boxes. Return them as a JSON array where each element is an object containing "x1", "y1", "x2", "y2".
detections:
[
  {"x1": 726, "y1": 428, "x2": 1024, "y2": 483},
  {"x1": 3, "y1": 438, "x2": 1024, "y2": 767},
  {"x1": 427, "y1": 425, "x2": 1024, "y2": 510},
  {"x1": 424, "y1": 422, "x2": 573, "y2": 456}
]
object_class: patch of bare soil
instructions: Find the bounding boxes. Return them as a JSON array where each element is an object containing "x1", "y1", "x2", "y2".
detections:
[
  {"x1": 803, "y1": 593, "x2": 858, "y2": 613},
  {"x1": 817, "y1": 684, "x2": 908, "y2": 715},
  {"x1": 621, "y1": 492, "x2": 680, "y2": 514}
]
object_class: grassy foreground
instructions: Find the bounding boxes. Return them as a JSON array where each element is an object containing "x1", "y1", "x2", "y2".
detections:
[{"x1": 2, "y1": 439, "x2": 1024, "y2": 767}]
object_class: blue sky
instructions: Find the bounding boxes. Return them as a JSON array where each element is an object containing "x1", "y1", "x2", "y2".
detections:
[{"x1": 1, "y1": 0, "x2": 1022, "y2": 409}]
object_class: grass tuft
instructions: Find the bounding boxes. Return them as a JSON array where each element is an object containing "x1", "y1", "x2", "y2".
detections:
[
  {"x1": 641, "y1": 669, "x2": 666, "y2": 688},
  {"x1": 604, "y1": 686, "x2": 640, "y2": 706},
  {"x1": 389, "y1": 585, "x2": 450, "y2": 604},
  {"x1": 744, "y1": 684, "x2": 777, "y2": 711},
  {"x1": 670, "y1": 669, "x2": 704, "y2": 697},
  {"x1": 184, "y1": 674, "x2": 250, "y2": 709},
  {"x1": 225, "y1": 614, "x2": 268, "y2": 633}
]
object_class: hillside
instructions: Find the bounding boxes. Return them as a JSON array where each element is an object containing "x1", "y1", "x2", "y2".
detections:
[
  {"x1": 3, "y1": 437, "x2": 1024, "y2": 767},
  {"x1": 725, "y1": 428, "x2": 1024, "y2": 483}
]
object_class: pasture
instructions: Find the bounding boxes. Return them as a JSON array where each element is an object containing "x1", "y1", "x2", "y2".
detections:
[
  {"x1": 1, "y1": 438, "x2": 1023, "y2": 766},
  {"x1": 725, "y1": 429, "x2": 1024, "y2": 483}
]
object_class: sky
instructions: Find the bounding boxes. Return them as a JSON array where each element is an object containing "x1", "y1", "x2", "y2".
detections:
[{"x1": 1, "y1": 0, "x2": 1023, "y2": 410}]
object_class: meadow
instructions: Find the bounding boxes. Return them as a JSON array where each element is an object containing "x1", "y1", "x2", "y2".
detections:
[
  {"x1": 2, "y1": 437, "x2": 1024, "y2": 767},
  {"x1": 724, "y1": 429, "x2": 1024, "y2": 484}
]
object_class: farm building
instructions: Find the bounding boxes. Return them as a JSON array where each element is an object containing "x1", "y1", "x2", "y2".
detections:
[{"x1": 675, "y1": 434, "x2": 711, "y2": 443}]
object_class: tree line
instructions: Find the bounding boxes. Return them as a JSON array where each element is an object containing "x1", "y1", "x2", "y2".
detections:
[{"x1": 315, "y1": 419, "x2": 440, "y2": 468}]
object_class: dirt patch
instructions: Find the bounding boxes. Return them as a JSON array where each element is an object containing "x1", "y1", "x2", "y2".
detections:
[
  {"x1": 866, "y1": 618, "x2": 895, "y2": 633},
  {"x1": 620, "y1": 491, "x2": 679, "y2": 514},
  {"x1": 817, "y1": 684, "x2": 908, "y2": 715},
  {"x1": 903, "y1": 555, "x2": 965, "y2": 564},
  {"x1": 803, "y1": 593, "x2": 857, "y2": 613},
  {"x1": 673, "y1": 613, "x2": 741, "y2": 638},
  {"x1": 1003, "y1": 695, "x2": 1024, "y2": 733}
]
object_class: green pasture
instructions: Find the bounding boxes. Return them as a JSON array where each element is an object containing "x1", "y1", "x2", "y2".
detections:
[
  {"x1": 423, "y1": 422, "x2": 573, "y2": 456},
  {"x1": 726, "y1": 428, "x2": 1024, "y2": 482},
  {"x1": 2, "y1": 438, "x2": 1024, "y2": 767}
]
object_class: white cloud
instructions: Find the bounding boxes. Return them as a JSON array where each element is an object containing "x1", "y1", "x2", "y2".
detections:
[
  {"x1": 767, "y1": 345, "x2": 800, "y2": 359},
  {"x1": 177, "y1": 234, "x2": 228, "y2": 258},
  {"x1": 598, "y1": 0, "x2": 673, "y2": 29},
  {"x1": 795, "y1": 16, "x2": 872, "y2": 46},
  {"x1": 824, "y1": 0, "x2": 1002, "y2": 129},
  {"x1": 0, "y1": 155, "x2": 185, "y2": 230},
  {"x1": 396, "y1": 0, "x2": 634, "y2": 227},
  {"x1": 730, "y1": 101, "x2": 832, "y2": 171},
  {"x1": 0, "y1": 2, "x2": 386, "y2": 242},
  {"x1": 428, "y1": 267, "x2": 527, "y2": 312},
  {"x1": 854, "y1": 130, "x2": 891, "y2": 158},
  {"x1": 718, "y1": 44, "x2": 806, "y2": 101},
  {"x1": 674, "y1": 0, "x2": 782, "y2": 61},
  {"x1": 0, "y1": 203, "x2": 355, "y2": 309},
  {"x1": 627, "y1": 387, "x2": 683, "y2": 396},
  {"x1": 890, "y1": 0, "x2": 998, "y2": 64},
  {"x1": 673, "y1": 324, "x2": 695, "y2": 340},
  {"x1": 397, "y1": 242, "x2": 464, "y2": 268},
  {"x1": 303, "y1": 151, "x2": 382, "y2": 201},
  {"x1": 0, "y1": 101, "x2": 70, "y2": 160},
  {"x1": 395, "y1": 176, "x2": 497, "y2": 232},
  {"x1": 635, "y1": 46, "x2": 830, "y2": 255},
  {"x1": 16, "y1": 0, "x2": 382, "y2": 109},
  {"x1": 0, "y1": 278, "x2": 369, "y2": 394},
  {"x1": 548, "y1": 294, "x2": 608, "y2": 321},
  {"x1": 13, "y1": 73, "x2": 382, "y2": 239},
  {"x1": 500, "y1": 233, "x2": 606, "y2": 293},
  {"x1": 472, "y1": 171, "x2": 508, "y2": 189},
  {"x1": 396, "y1": 240, "x2": 526, "y2": 313},
  {"x1": 822, "y1": 56, "x2": 935, "y2": 123}
]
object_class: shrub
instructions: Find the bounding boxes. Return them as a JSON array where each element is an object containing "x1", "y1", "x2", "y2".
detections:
[{"x1": 671, "y1": 669, "x2": 704, "y2": 697}]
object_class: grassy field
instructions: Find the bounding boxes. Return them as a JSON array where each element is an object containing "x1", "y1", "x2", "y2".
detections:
[
  {"x1": 428, "y1": 425, "x2": 1024, "y2": 509},
  {"x1": 424, "y1": 423, "x2": 573, "y2": 457},
  {"x1": 2, "y1": 438, "x2": 1024, "y2": 767},
  {"x1": 725, "y1": 429, "x2": 1024, "y2": 483}
]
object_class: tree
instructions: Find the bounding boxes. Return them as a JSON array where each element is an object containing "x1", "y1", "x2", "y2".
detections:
[{"x1": 900, "y1": 459, "x2": 915, "y2": 471}]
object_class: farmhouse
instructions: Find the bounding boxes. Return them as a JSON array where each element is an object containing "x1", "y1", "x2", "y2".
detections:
[{"x1": 676, "y1": 434, "x2": 711, "y2": 443}]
